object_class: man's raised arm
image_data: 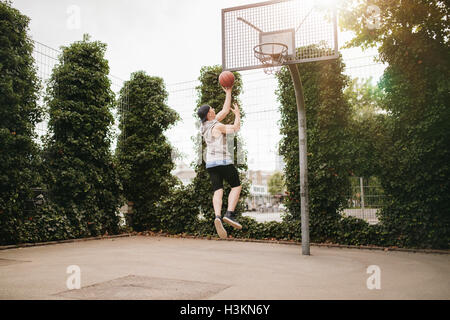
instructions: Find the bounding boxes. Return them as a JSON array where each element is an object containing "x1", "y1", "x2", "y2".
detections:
[
  {"x1": 215, "y1": 87, "x2": 232, "y2": 122},
  {"x1": 216, "y1": 103, "x2": 240, "y2": 135}
]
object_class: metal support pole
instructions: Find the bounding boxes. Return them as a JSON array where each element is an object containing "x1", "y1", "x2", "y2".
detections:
[
  {"x1": 360, "y1": 177, "x2": 365, "y2": 219},
  {"x1": 288, "y1": 64, "x2": 310, "y2": 256}
]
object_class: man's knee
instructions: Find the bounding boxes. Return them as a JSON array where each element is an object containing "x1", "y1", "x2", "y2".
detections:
[{"x1": 213, "y1": 188, "x2": 224, "y2": 197}]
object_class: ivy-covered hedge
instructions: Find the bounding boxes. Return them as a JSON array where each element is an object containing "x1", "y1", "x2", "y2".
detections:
[
  {"x1": 375, "y1": 59, "x2": 450, "y2": 249},
  {"x1": 0, "y1": 1, "x2": 44, "y2": 244},
  {"x1": 11, "y1": 205, "x2": 76, "y2": 243},
  {"x1": 41, "y1": 35, "x2": 122, "y2": 238},
  {"x1": 149, "y1": 198, "x2": 396, "y2": 248},
  {"x1": 276, "y1": 52, "x2": 353, "y2": 243},
  {"x1": 153, "y1": 183, "x2": 200, "y2": 235},
  {"x1": 115, "y1": 71, "x2": 180, "y2": 231}
]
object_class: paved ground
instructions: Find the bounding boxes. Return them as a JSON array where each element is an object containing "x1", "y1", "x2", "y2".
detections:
[{"x1": 0, "y1": 236, "x2": 449, "y2": 300}]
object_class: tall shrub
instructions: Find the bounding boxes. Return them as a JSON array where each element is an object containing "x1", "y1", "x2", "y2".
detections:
[
  {"x1": 115, "y1": 71, "x2": 180, "y2": 231},
  {"x1": 0, "y1": 1, "x2": 42, "y2": 244},
  {"x1": 276, "y1": 54, "x2": 353, "y2": 242},
  {"x1": 42, "y1": 35, "x2": 121, "y2": 238}
]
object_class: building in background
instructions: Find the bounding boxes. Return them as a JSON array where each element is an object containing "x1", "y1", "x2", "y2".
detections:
[{"x1": 245, "y1": 170, "x2": 276, "y2": 211}]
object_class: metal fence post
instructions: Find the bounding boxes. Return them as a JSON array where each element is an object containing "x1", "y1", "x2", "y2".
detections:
[{"x1": 360, "y1": 177, "x2": 365, "y2": 219}]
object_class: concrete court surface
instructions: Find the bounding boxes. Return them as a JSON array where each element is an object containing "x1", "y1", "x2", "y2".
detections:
[{"x1": 0, "y1": 235, "x2": 449, "y2": 300}]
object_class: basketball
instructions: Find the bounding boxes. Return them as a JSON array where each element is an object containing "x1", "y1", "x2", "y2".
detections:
[{"x1": 219, "y1": 71, "x2": 235, "y2": 88}]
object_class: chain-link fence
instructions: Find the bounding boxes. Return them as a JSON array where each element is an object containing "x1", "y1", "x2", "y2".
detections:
[
  {"x1": 32, "y1": 40, "x2": 129, "y2": 150},
  {"x1": 343, "y1": 176, "x2": 384, "y2": 224},
  {"x1": 32, "y1": 41, "x2": 59, "y2": 142},
  {"x1": 31, "y1": 39, "x2": 386, "y2": 225}
]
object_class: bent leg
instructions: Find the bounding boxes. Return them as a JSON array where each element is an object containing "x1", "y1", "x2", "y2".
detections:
[
  {"x1": 213, "y1": 188, "x2": 224, "y2": 217},
  {"x1": 212, "y1": 188, "x2": 227, "y2": 238},
  {"x1": 227, "y1": 185, "x2": 242, "y2": 212}
]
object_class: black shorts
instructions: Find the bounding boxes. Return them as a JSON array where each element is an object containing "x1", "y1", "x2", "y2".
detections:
[{"x1": 206, "y1": 164, "x2": 241, "y2": 192}]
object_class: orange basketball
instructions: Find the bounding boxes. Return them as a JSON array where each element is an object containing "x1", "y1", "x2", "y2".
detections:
[{"x1": 219, "y1": 71, "x2": 235, "y2": 88}]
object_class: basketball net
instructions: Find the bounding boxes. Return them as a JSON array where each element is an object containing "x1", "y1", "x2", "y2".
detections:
[{"x1": 254, "y1": 43, "x2": 288, "y2": 75}]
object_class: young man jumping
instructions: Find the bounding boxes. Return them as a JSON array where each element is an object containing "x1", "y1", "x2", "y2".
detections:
[{"x1": 197, "y1": 86, "x2": 242, "y2": 239}]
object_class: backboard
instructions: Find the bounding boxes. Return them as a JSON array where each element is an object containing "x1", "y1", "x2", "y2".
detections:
[{"x1": 222, "y1": 0, "x2": 339, "y2": 72}]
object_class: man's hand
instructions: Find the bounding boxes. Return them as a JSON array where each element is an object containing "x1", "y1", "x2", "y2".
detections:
[
  {"x1": 222, "y1": 86, "x2": 232, "y2": 94},
  {"x1": 231, "y1": 102, "x2": 240, "y2": 116},
  {"x1": 216, "y1": 102, "x2": 241, "y2": 134}
]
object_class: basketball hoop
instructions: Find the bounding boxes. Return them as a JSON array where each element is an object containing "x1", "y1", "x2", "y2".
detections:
[{"x1": 253, "y1": 42, "x2": 288, "y2": 75}]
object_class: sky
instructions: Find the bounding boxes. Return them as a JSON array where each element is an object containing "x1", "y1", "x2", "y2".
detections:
[
  {"x1": 12, "y1": 0, "x2": 265, "y2": 84},
  {"x1": 12, "y1": 0, "x2": 383, "y2": 172},
  {"x1": 11, "y1": 0, "x2": 378, "y2": 84}
]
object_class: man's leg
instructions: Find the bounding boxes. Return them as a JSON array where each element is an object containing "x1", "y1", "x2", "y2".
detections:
[
  {"x1": 227, "y1": 185, "x2": 242, "y2": 212},
  {"x1": 213, "y1": 188, "x2": 227, "y2": 239},
  {"x1": 222, "y1": 165, "x2": 243, "y2": 229},
  {"x1": 223, "y1": 185, "x2": 243, "y2": 229},
  {"x1": 207, "y1": 167, "x2": 227, "y2": 239},
  {"x1": 213, "y1": 188, "x2": 224, "y2": 217}
]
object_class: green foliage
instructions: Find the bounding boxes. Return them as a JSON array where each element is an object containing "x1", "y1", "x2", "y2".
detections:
[
  {"x1": 268, "y1": 171, "x2": 285, "y2": 196},
  {"x1": 115, "y1": 71, "x2": 180, "y2": 231},
  {"x1": 149, "y1": 58, "x2": 401, "y2": 249},
  {"x1": 154, "y1": 182, "x2": 200, "y2": 235},
  {"x1": 341, "y1": 0, "x2": 450, "y2": 249},
  {"x1": 12, "y1": 204, "x2": 77, "y2": 243},
  {"x1": 127, "y1": 65, "x2": 254, "y2": 239},
  {"x1": 344, "y1": 78, "x2": 387, "y2": 177},
  {"x1": 231, "y1": 217, "x2": 301, "y2": 241},
  {"x1": 3, "y1": 1, "x2": 446, "y2": 250},
  {"x1": 337, "y1": 216, "x2": 392, "y2": 247},
  {"x1": 0, "y1": 1, "x2": 43, "y2": 244},
  {"x1": 276, "y1": 53, "x2": 353, "y2": 243},
  {"x1": 345, "y1": 78, "x2": 383, "y2": 121},
  {"x1": 41, "y1": 35, "x2": 122, "y2": 238},
  {"x1": 339, "y1": 0, "x2": 449, "y2": 55}
]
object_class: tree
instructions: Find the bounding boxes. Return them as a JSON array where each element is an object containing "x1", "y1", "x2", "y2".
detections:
[
  {"x1": 115, "y1": 71, "x2": 180, "y2": 231},
  {"x1": 344, "y1": 78, "x2": 383, "y2": 121},
  {"x1": 42, "y1": 35, "x2": 122, "y2": 238},
  {"x1": 340, "y1": 0, "x2": 450, "y2": 248},
  {"x1": 0, "y1": 1, "x2": 43, "y2": 244},
  {"x1": 342, "y1": 0, "x2": 450, "y2": 248},
  {"x1": 344, "y1": 78, "x2": 386, "y2": 178},
  {"x1": 268, "y1": 171, "x2": 285, "y2": 196}
]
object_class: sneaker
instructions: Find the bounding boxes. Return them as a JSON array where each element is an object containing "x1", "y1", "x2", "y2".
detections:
[
  {"x1": 214, "y1": 216, "x2": 227, "y2": 239},
  {"x1": 223, "y1": 211, "x2": 242, "y2": 229}
]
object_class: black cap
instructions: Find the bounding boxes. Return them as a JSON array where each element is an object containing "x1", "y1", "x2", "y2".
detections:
[{"x1": 197, "y1": 105, "x2": 210, "y2": 123}]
